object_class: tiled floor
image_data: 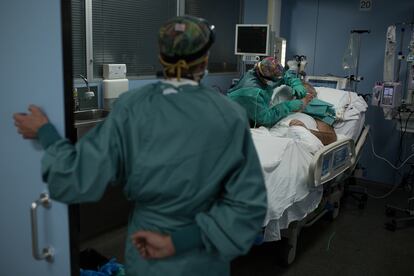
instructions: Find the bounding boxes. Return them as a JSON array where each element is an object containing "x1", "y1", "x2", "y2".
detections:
[
  {"x1": 80, "y1": 183, "x2": 414, "y2": 275},
  {"x1": 231, "y1": 185, "x2": 414, "y2": 276},
  {"x1": 80, "y1": 226, "x2": 127, "y2": 264}
]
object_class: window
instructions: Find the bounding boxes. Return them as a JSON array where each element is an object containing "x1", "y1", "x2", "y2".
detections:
[
  {"x1": 185, "y1": 0, "x2": 242, "y2": 73},
  {"x1": 71, "y1": 0, "x2": 87, "y2": 78},
  {"x1": 71, "y1": 0, "x2": 241, "y2": 79},
  {"x1": 92, "y1": 0, "x2": 177, "y2": 78}
]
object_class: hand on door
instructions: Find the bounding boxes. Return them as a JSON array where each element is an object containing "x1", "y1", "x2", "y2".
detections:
[{"x1": 13, "y1": 105, "x2": 49, "y2": 139}]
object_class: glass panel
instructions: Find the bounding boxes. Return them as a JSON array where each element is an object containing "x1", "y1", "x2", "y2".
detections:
[
  {"x1": 92, "y1": 0, "x2": 177, "y2": 77},
  {"x1": 72, "y1": 0, "x2": 87, "y2": 78},
  {"x1": 185, "y1": 0, "x2": 241, "y2": 73}
]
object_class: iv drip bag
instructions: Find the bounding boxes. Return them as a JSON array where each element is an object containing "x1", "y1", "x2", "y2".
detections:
[
  {"x1": 383, "y1": 25, "x2": 396, "y2": 82},
  {"x1": 342, "y1": 33, "x2": 360, "y2": 72}
]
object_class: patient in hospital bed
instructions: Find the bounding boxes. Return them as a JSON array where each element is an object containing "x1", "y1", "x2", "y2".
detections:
[
  {"x1": 251, "y1": 83, "x2": 368, "y2": 242},
  {"x1": 272, "y1": 82, "x2": 337, "y2": 146}
]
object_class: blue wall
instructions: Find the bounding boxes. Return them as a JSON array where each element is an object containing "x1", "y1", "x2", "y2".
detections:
[
  {"x1": 244, "y1": 0, "x2": 268, "y2": 24},
  {"x1": 281, "y1": 0, "x2": 414, "y2": 184}
]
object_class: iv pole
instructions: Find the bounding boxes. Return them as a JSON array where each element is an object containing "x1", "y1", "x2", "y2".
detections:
[{"x1": 350, "y1": 29, "x2": 370, "y2": 92}]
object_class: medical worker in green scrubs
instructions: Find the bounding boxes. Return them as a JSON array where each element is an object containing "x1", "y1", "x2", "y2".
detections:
[
  {"x1": 228, "y1": 57, "x2": 308, "y2": 128},
  {"x1": 13, "y1": 16, "x2": 267, "y2": 275}
]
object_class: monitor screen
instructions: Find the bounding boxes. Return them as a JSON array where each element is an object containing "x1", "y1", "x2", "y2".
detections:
[
  {"x1": 305, "y1": 75, "x2": 348, "y2": 90},
  {"x1": 381, "y1": 86, "x2": 394, "y2": 105},
  {"x1": 307, "y1": 79, "x2": 338, "y2": 89},
  {"x1": 235, "y1": 24, "x2": 269, "y2": 56}
]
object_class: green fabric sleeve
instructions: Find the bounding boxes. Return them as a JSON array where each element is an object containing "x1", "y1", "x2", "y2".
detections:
[
  {"x1": 229, "y1": 87, "x2": 292, "y2": 127},
  {"x1": 41, "y1": 108, "x2": 126, "y2": 204},
  {"x1": 194, "y1": 125, "x2": 267, "y2": 261},
  {"x1": 285, "y1": 99, "x2": 304, "y2": 112},
  {"x1": 171, "y1": 224, "x2": 203, "y2": 254},
  {"x1": 304, "y1": 98, "x2": 336, "y2": 126},
  {"x1": 37, "y1": 123, "x2": 62, "y2": 149}
]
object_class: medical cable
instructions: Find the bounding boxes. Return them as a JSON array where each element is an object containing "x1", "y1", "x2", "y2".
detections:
[
  {"x1": 326, "y1": 232, "x2": 336, "y2": 251},
  {"x1": 397, "y1": 110, "x2": 413, "y2": 164},
  {"x1": 363, "y1": 129, "x2": 414, "y2": 199},
  {"x1": 311, "y1": 0, "x2": 320, "y2": 75},
  {"x1": 331, "y1": 91, "x2": 353, "y2": 128},
  {"x1": 253, "y1": 91, "x2": 260, "y2": 128},
  {"x1": 368, "y1": 130, "x2": 414, "y2": 170}
]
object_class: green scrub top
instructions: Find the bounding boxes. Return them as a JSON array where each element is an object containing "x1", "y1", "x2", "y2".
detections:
[
  {"x1": 37, "y1": 81, "x2": 267, "y2": 276},
  {"x1": 228, "y1": 70, "x2": 304, "y2": 128}
]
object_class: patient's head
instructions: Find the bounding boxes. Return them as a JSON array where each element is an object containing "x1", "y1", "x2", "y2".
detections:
[
  {"x1": 255, "y1": 56, "x2": 284, "y2": 81},
  {"x1": 302, "y1": 81, "x2": 316, "y2": 96}
]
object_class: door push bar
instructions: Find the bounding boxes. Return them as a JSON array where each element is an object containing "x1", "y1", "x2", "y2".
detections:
[{"x1": 30, "y1": 192, "x2": 54, "y2": 262}]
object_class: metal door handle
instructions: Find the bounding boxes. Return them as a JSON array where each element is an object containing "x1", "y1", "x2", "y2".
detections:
[{"x1": 30, "y1": 192, "x2": 54, "y2": 262}]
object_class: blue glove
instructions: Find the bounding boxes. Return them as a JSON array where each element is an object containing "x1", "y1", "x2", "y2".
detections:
[{"x1": 285, "y1": 99, "x2": 303, "y2": 112}]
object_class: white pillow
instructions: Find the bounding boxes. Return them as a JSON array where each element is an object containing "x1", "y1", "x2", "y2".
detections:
[{"x1": 314, "y1": 87, "x2": 349, "y2": 109}]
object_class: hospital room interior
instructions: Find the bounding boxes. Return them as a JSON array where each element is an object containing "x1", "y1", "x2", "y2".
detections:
[{"x1": 2, "y1": 0, "x2": 414, "y2": 275}]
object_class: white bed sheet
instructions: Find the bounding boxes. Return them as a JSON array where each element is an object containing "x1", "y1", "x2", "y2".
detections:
[
  {"x1": 334, "y1": 112, "x2": 366, "y2": 141},
  {"x1": 251, "y1": 128, "x2": 322, "y2": 227},
  {"x1": 263, "y1": 189, "x2": 323, "y2": 241},
  {"x1": 252, "y1": 87, "x2": 367, "y2": 242}
]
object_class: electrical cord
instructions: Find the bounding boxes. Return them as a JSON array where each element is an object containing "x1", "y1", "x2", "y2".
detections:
[
  {"x1": 368, "y1": 129, "x2": 414, "y2": 170},
  {"x1": 396, "y1": 110, "x2": 414, "y2": 164},
  {"x1": 363, "y1": 128, "x2": 414, "y2": 199},
  {"x1": 398, "y1": 110, "x2": 404, "y2": 163},
  {"x1": 361, "y1": 127, "x2": 414, "y2": 199},
  {"x1": 366, "y1": 180, "x2": 401, "y2": 199}
]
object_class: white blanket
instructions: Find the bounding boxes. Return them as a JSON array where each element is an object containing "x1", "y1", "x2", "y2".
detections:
[
  {"x1": 251, "y1": 127, "x2": 322, "y2": 226},
  {"x1": 315, "y1": 87, "x2": 368, "y2": 122},
  {"x1": 252, "y1": 87, "x2": 367, "y2": 241}
]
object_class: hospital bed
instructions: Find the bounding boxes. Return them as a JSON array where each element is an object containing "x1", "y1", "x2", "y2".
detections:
[{"x1": 250, "y1": 87, "x2": 369, "y2": 264}]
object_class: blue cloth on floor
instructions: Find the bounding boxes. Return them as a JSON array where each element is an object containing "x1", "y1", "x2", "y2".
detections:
[
  {"x1": 253, "y1": 234, "x2": 264, "y2": 245},
  {"x1": 80, "y1": 258, "x2": 125, "y2": 276}
]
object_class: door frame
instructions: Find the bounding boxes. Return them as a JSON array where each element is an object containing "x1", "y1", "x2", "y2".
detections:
[{"x1": 60, "y1": 1, "x2": 79, "y2": 275}]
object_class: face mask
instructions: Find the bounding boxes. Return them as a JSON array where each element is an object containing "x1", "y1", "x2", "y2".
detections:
[{"x1": 203, "y1": 69, "x2": 209, "y2": 78}]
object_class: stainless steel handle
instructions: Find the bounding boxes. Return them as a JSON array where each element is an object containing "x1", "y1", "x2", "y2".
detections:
[{"x1": 30, "y1": 193, "x2": 54, "y2": 262}]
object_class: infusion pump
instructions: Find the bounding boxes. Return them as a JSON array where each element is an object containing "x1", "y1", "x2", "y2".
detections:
[{"x1": 371, "y1": 82, "x2": 402, "y2": 108}]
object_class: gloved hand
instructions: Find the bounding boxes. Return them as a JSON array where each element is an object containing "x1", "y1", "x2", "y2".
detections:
[
  {"x1": 292, "y1": 83, "x2": 307, "y2": 98},
  {"x1": 286, "y1": 75, "x2": 307, "y2": 98},
  {"x1": 286, "y1": 99, "x2": 303, "y2": 112}
]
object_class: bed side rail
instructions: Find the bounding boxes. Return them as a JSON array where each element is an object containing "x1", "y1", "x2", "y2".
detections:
[
  {"x1": 309, "y1": 138, "x2": 356, "y2": 187},
  {"x1": 351, "y1": 124, "x2": 370, "y2": 172}
]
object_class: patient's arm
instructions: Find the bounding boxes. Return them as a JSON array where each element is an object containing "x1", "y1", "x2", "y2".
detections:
[
  {"x1": 310, "y1": 120, "x2": 337, "y2": 145},
  {"x1": 289, "y1": 119, "x2": 307, "y2": 127},
  {"x1": 289, "y1": 119, "x2": 337, "y2": 146}
]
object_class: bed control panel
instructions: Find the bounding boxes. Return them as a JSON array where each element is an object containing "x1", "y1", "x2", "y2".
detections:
[{"x1": 310, "y1": 138, "x2": 356, "y2": 187}]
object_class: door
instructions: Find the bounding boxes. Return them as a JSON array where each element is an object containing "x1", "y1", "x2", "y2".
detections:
[{"x1": 0, "y1": 0, "x2": 72, "y2": 275}]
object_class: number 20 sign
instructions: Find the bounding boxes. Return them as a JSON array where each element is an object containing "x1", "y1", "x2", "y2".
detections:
[{"x1": 360, "y1": 0, "x2": 372, "y2": 11}]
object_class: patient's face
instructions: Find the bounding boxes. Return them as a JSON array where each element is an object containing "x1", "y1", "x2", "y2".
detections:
[{"x1": 303, "y1": 82, "x2": 316, "y2": 96}]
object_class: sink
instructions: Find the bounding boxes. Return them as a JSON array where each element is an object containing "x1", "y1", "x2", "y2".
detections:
[
  {"x1": 74, "y1": 109, "x2": 109, "y2": 121},
  {"x1": 74, "y1": 109, "x2": 110, "y2": 131}
]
